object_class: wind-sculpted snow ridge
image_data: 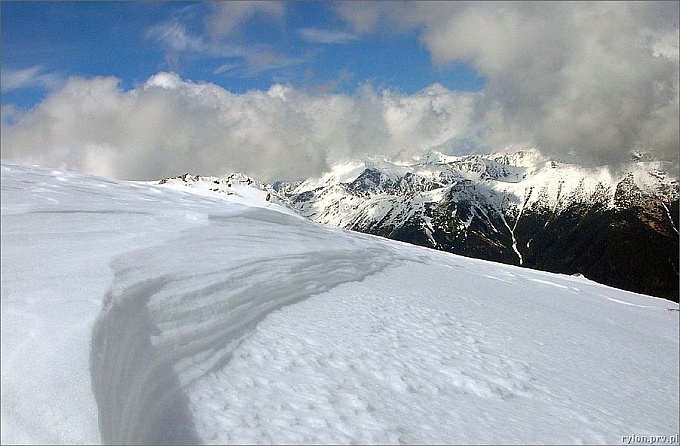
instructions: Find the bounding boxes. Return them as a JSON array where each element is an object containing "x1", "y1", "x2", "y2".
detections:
[
  {"x1": 2, "y1": 161, "x2": 399, "y2": 443},
  {"x1": 89, "y1": 208, "x2": 402, "y2": 444},
  {"x1": 1, "y1": 162, "x2": 223, "y2": 444}
]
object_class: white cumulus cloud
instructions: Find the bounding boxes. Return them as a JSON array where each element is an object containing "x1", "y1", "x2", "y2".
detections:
[
  {"x1": 338, "y1": 1, "x2": 680, "y2": 165},
  {"x1": 1, "y1": 73, "x2": 479, "y2": 182}
]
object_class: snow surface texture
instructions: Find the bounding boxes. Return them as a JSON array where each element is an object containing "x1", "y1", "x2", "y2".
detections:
[{"x1": 1, "y1": 161, "x2": 678, "y2": 445}]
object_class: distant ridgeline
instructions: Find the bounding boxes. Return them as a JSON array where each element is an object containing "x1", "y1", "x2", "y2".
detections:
[{"x1": 273, "y1": 151, "x2": 680, "y2": 302}]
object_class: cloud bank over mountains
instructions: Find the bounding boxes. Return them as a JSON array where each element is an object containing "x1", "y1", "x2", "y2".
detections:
[
  {"x1": 1, "y1": 73, "x2": 477, "y2": 181},
  {"x1": 2, "y1": 1, "x2": 678, "y2": 181},
  {"x1": 338, "y1": 1, "x2": 679, "y2": 165}
]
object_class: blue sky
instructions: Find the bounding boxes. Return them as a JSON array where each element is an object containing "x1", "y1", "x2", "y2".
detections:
[
  {"x1": 1, "y1": 2, "x2": 677, "y2": 181},
  {"x1": 1, "y1": 1, "x2": 484, "y2": 110}
]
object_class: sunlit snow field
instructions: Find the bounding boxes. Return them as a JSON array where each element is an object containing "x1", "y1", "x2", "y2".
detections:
[{"x1": 1, "y1": 162, "x2": 678, "y2": 444}]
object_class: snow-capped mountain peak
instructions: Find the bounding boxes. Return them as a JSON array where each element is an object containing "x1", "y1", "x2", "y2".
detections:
[
  {"x1": 289, "y1": 160, "x2": 368, "y2": 194},
  {"x1": 274, "y1": 151, "x2": 679, "y2": 300},
  {"x1": 483, "y1": 148, "x2": 546, "y2": 168}
]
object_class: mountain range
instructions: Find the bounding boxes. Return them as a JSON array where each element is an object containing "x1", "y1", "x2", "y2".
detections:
[{"x1": 156, "y1": 150, "x2": 679, "y2": 302}]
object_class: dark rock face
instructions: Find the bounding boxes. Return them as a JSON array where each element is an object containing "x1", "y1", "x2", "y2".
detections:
[{"x1": 278, "y1": 155, "x2": 679, "y2": 302}]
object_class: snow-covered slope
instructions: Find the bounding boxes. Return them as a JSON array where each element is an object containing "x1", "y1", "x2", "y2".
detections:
[{"x1": 1, "y1": 161, "x2": 678, "y2": 444}]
